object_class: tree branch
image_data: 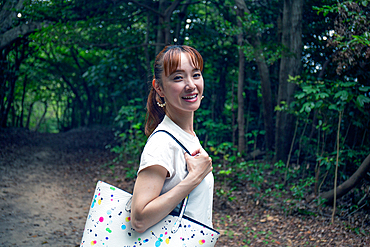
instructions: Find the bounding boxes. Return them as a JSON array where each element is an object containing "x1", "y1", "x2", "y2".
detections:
[
  {"x1": 164, "y1": 0, "x2": 182, "y2": 17},
  {"x1": 0, "y1": 0, "x2": 25, "y2": 33},
  {"x1": 129, "y1": 0, "x2": 164, "y2": 17},
  {"x1": 0, "y1": 21, "x2": 44, "y2": 50},
  {"x1": 86, "y1": 42, "x2": 167, "y2": 50},
  {"x1": 320, "y1": 154, "x2": 370, "y2": 204}
]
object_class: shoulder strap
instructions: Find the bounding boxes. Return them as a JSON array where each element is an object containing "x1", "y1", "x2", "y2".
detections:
[
  {"x1": 150, "y1": 129, "x2": 191, "y2": 230},
  {"x1": 151, "y1": 129, "x2": 191, "y2": 155}
]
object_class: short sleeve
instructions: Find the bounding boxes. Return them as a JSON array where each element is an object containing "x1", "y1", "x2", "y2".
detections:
[{"x1": 138, "y1": 133, "x2": 181, "y2": 178}]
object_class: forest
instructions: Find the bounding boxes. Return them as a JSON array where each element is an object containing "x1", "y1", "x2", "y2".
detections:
[{"x1": 0, "y1": 0, "x2": 370, "y2": 245}]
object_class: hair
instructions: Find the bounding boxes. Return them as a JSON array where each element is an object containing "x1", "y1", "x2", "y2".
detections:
[{"x1": 144, "y1": 45, "x2": 204, "y2": 136}]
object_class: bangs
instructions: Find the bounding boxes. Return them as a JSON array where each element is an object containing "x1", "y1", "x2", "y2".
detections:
[{"x1": 162, "y1": 46, "x2": 203, "y2": 76}]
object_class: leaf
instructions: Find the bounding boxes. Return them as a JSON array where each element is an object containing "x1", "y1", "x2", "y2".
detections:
[
  {"x1": 295, "y1": 92, "x2": 306, "y2": 99},
  {"x1": 340, "y1": 81, "x2": 356, "y2": 87},
  {"x1": 334, "y1": 90, "x2": 348, "y2": 101},
  {"x1": 302, "y1": 86, "x2": 317, "y2": 94},
  {"x1": 317, "y1": 92, "x2": 329, "y2": 99},
  {"x1": 274, "y1": 105, "x2": 282, "y2": 111},
  {"x1": 315, "y1": 100, "x2": 323, "y2": 108},
  {"x1": 329, "y1": 104, "x2": 338, "y2": 110},
  {"x1": 300, "y1": 102, "x2": 314, "y2": 113},
  {"x1": 359, "y1": 86, "x2": 370, "y2": 92},
  {"x1": 356, "y1": 95, "x2": 370, "y2": 107}
]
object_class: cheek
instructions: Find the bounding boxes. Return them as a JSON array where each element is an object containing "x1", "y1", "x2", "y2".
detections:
[
  {"x1": 197, "y1": 80, "x2": 204, "y2": 93},
  {"x1": 165, "y1": 84, "x2": 182, "y2": 97}
]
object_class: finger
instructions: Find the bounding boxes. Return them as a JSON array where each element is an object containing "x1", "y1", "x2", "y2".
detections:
[{"x1": 191, "y1": 148, "x2": 201, "y2": 156}]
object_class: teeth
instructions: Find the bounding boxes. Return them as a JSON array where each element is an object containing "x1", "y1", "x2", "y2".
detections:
[{"x1": 183, "y1": 95, "x2": 197, "y2": 99}]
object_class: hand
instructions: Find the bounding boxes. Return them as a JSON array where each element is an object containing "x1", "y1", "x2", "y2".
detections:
[{"x1": 184, "y1": 148, "x2": 213, "y2": 183}]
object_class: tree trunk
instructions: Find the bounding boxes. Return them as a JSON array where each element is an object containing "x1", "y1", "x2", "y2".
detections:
[
  {"x1": 275, "y1": 0, "x2": 303, "y2": 162},
  {"x1": 25, "y1": 102, "x2": 34, "y2": 129},
  {"x1": 61, "y1": 75, "x2": 86, "y2": 126},
  {"x1": 237, "y1": 42, "x2": 245, "y2": 153},
  {"x1": 320, "y1": 154, "x2": 370, "y2": 205},
  {"x1": 235, "y1": 0, "x2": 274, "y2": 153},
  {"x1": 130, "y1": 0, "x2": 180, "y2": 53},
  {"x1": 70, "y1": 47, "x2": 93, "y2": 125},
  {"x1": 163, "y1": 0, "x2": 181, "y2": 46},
  {"x1": 174, "y1": 0, "x2": 192, "y2": 45},
  {"x1": 145, "y1": 13, "x2": 151, "y2": 81},
  {"x1": 0, "y1": 78, "x2": 15, "y2": 127},
  {"x1": 214, "y1": 58, "x2": 227, "y2": 117},
  {"x1": 155, "y1": 0, "x2": 166, "y2": 54},
  {"x1": 253, "y1": 42, "x2": 274, "y2": 152},
  {"x1": 1, "y1": 38, "x2": 26, "y2": 127},
  {"x1": 34, "y1": 101, "x2": 48, "y2": 132},
  {"x1": 20, "y1": 74, "x2": 27, "y2": 127},
  {"x1": 236, "y1": 0, "x2": 246, "y2": 154}
]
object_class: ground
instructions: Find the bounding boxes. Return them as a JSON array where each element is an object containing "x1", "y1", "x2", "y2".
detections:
[{"x1": 0, "y1": 127, "x2": 369, "y2": 247}]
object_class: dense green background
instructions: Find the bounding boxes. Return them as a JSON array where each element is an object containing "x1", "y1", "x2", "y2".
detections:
[{"x1": 1, "y1": 0, "x2": 369, "y2": 213}]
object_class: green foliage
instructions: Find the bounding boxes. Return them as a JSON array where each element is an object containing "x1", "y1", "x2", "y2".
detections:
[
  {"x1": 289, "y1": 75, "x2": 370, "y2": 113},
  {"x1": 110, "y1": 98, "x2": 147, "y2": 177},
  {"x1": 213, "y1": 150, "x2": 321, "y2": 214},
  {"x1": 1, "y1": 0, "x2": 369, "y2": 220}
]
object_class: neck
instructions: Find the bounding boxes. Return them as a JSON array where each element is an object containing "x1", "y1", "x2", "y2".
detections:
[{"x1": 166, "y1": 111, "x2": 195, "y2": 136}]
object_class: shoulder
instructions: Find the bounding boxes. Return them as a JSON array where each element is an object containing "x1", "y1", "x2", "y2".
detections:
[
  {"x1": 139, "y1": 130, "x2": 184, "y2": 177},
  {"x1": 142, "y1": 130, "x2": 184, "y2": 160}
]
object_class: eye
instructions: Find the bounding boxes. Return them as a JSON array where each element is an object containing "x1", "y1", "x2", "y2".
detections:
[
  {"x1": 173, "y1": 75, "x2": 183, "y2": 81},
  {"x1": 193, "y1": 73, "x2": 201, "y2": 79}
]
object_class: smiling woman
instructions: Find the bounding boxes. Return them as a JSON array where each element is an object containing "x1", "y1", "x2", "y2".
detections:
[
  {"x1": 153, "y1": 52, "x2": 204, "y2": 131},
  {"x1": 145, "y1": 45, "x2": 204, "y2": 137},
  {"x1": 130, "y1": 45, "x2": 215, "y2": 236}
]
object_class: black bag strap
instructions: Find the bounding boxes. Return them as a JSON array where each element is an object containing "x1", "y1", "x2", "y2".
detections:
[
  {"x1": 150, "y1": 129, "x2": 191, "y2": 228},
  {"x1": 151, "y1": 129, "x2": 191, "y2": 155}
]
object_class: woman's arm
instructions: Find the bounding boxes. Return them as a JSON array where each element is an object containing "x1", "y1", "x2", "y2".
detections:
[{"x1": 130, "y1": 148, "x2": 212, "y2": 233}]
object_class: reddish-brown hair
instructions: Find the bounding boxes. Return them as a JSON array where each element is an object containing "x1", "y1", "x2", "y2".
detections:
[{"x1": 145, "y1": 45, "x2": 203, "y2": 136}]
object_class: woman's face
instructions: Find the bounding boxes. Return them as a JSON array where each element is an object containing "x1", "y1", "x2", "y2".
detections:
[{"x1": 158, "y1": 52, "x2": 204, "y2": 117}]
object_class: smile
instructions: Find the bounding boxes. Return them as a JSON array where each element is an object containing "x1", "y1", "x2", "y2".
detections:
[{"x1": 182, "y1": 94, "x2": 198, "y2": 100}]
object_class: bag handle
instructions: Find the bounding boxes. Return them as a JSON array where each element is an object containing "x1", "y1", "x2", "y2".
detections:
[{"x1": 171, "y1": 195, "x2": 188, "y2": 233}]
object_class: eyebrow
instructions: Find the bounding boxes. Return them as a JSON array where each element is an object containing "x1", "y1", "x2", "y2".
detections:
[{"x1": 172, "y1": 68, "x2": 201, "y2": 74}]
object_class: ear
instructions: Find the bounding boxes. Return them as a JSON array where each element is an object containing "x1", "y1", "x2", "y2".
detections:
[{"x1": 153, "y1": 79, "x2": 165, "y2": 98}]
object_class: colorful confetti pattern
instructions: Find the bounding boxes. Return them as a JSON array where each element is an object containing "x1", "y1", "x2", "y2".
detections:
[{"x1": 81, "y1": 181, "x2": 219, "y2": 246}]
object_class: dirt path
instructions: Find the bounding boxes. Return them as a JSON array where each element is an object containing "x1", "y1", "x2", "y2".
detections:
[
  {"x1": 0, "y1": 128, "x2": 115, "y2": 247},
  {"x1": 1, "y1": 127, "x2": 369, "y2": 247}
]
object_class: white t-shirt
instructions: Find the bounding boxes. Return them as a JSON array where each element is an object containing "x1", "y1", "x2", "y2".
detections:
[{"x1": 138, "y1": 115, "x2": 214, "y2": 227}]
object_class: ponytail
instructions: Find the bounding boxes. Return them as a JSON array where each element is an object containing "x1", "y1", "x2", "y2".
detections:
[{"x1": 145, "y1": 86, "x2": 165, "y2": 136}]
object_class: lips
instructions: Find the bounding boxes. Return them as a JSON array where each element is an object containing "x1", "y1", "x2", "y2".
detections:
[
  {"x1": 182, "y1": 94, "x2": 198, "y2": 100},
  {"x1": 182, "y1": 93, "x2": 199, "y2": 102}
]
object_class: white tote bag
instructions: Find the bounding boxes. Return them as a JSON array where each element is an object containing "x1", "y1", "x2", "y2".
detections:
[{"x1": 80, "y1": 181, "x2": 220, "y2": 247}]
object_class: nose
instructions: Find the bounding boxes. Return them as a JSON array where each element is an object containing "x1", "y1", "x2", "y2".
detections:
[{"x1": 185, "y1": 77, "x2": 196, "y2": 91}]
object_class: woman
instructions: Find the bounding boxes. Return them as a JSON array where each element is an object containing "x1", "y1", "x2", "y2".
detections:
[{"x1": 131, "y1": 45, "x2": 214, "y2": 233}]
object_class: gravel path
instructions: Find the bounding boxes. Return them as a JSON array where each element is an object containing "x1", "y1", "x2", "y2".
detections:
[{"x1": 0, "y1": 128, "x2": 115, "y2": 247}]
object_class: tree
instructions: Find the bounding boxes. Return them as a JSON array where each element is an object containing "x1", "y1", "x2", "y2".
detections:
[
  {"x1": 274, "y1": 0, "x2": 303, "y2": 162},
  {"x1": 0, "y1": 0, "x2": 44, "y2": 127},
  {"x1": 235, "y1": 0, "x2": 247, "y2": 154},
  {"x1": 236, "y1": 0, "x2": 275, "y2": 153},
  {"x1": 131, "y1": 0, "x2": 182, "y2": 54}
]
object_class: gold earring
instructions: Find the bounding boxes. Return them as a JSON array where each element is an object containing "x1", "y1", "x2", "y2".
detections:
[{"x1": 201, "y1": 96, "x2": 204, "y2": 100}]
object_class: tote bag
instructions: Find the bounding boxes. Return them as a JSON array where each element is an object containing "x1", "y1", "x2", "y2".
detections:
[
  {"x1": 80, "y1": 130, "x2": 220, "y2": 246},
  {"x1": 80, "y1": 181, "x2": 220, "y2": 247}
]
